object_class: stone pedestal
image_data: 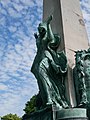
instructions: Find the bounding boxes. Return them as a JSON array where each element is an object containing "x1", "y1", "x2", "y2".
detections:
[
  {"x1": 22, "y1": 107, "x2": 88, "y2": 120},
  {"x1": 56, "y1": 108, "x2": 87, "y2": 120}
]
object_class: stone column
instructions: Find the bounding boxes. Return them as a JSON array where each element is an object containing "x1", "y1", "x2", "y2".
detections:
[{"x1": 43, "y1": 0, "x2": 89, "y2": 107}]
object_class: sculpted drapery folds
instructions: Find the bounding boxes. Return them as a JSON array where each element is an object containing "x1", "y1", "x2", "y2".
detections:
[{"x1": 31, "y1": 15, "x2": 69, "y2": 110}]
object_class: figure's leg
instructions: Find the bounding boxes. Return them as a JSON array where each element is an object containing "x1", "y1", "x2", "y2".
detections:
[
  {"x1": 53, "y1": 76, "x2": 69, "y2": 108},
  {"x1": 38, "y1": 67, "x2": 53, "y2": 106}
]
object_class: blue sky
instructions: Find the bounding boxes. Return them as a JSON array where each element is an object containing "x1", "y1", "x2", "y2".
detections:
[
  {"x1": 0, "y1": 0, "x2": 90, "y2": 117},
  {"x1": 80, "y1": 0, "x2": 90, "y2": 42}
]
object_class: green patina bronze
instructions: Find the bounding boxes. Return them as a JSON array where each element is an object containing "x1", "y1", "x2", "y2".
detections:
[
  {"x1": 23, "y1": 15, "x2": 89, "y2": 120},
  {"x1": 74, "y1": 48, "x2": 90, "y2": 108},
  {"x1": 31, "y1": 15, "x2": 69, "y2": 110}
]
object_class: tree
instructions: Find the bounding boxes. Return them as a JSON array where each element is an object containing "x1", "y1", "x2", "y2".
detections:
[
  {"x1": 1, "y1": 113, "x2": 21, "y2": 120},
  {"x1": 23, "y1": 95, "x2": 37, "y2": 114}
]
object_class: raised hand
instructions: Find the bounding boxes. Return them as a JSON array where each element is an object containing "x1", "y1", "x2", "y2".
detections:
[
  {"x1": 34, "y1": 33, "x2": 38, "y2": 39},
  {"x1": 47, "y1": 15, "x2": 53, "y2": 25}
]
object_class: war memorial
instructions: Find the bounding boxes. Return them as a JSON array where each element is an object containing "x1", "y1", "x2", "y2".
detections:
[{"x1": 23, "y1": 0, "x2": 90, "y2": 119}]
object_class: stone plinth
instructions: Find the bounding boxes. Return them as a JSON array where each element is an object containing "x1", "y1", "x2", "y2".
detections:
[{"x1": 56, "y1": 108, "x2": 87, "y2": 120}]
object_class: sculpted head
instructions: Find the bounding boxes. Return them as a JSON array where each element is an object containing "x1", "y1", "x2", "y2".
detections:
[{"x1": 38, "y1": 23, "x2": 47, "y2": 39}]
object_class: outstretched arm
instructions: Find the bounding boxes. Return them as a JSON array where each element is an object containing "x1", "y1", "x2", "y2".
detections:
[
  {"x1": 46, "y1": 15, "x2": 55, "y2": 41},
  {"x1": 47, "y1": 15, "x2": 53, "y2": 25}
]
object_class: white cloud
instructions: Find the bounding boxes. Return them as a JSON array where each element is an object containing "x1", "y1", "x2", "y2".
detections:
[
  {"x1": 0, "y1": 70, "x2": 11, "y2": 82},
  {"x1": 20, "y1": 0, "x2": 35, "y2": 7},
  {"x1": 0, "y1": 93, "x2": 24, "y2": 116},
  {"x1": 0, "y1": 83, "x2": 8, "y2": 90},
  {"x1": 8, "y1": 7, "x2": 22, "y2": 18},
  {"x1": 35, "y1": 0, "x2": 43, "y2": 7},
  {"x1": 0, "y1": 0, "x2": 41, "y2": 117},
  {"x1": 0, "y1": 0, "x2": 10, "y2": 6},
  {"x1": 0, "y1": 16, "x2": 6, "y2": 26},
  {"x1": 8, "y1": 26, "x2": 17, "y2": 33},
  {"x1": 0, "y1": 75, "x2": 38, "y2": 116},
  {"x1": 13, "y1": 3, "x2": 24, "y2": 12},
  {"x1": 80, "y1": 0, "x2": 90, "y2": 42}
]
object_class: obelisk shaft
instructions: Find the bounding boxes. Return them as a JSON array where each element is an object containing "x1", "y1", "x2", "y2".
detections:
[{"x1": 43, "y1": 0, "x2": 89, "y2": 106}]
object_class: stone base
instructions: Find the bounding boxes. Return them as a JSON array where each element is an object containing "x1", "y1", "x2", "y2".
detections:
[
  {"x1": 56, "y1": 108, "x2": 87, "y2": 120},
  {"x1": 22, "y1": 107, "x2": 88, "y2": 120}
]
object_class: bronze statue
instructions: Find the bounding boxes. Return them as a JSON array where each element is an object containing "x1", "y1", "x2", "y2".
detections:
[
  {"x1": 31, "y1": 15, "x2": 69, "y2": 110},
  {"x1": 74, "y1": 49, "x2": 90, "y2": 108}
]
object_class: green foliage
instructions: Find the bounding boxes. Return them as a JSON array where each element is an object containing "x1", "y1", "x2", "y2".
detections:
[
  {"x1": 23, "y1": 95, "x2": 37, "y2": 114},
  {"x1": 1, "y1": 113, "x2": 21, "y2": 120}
]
